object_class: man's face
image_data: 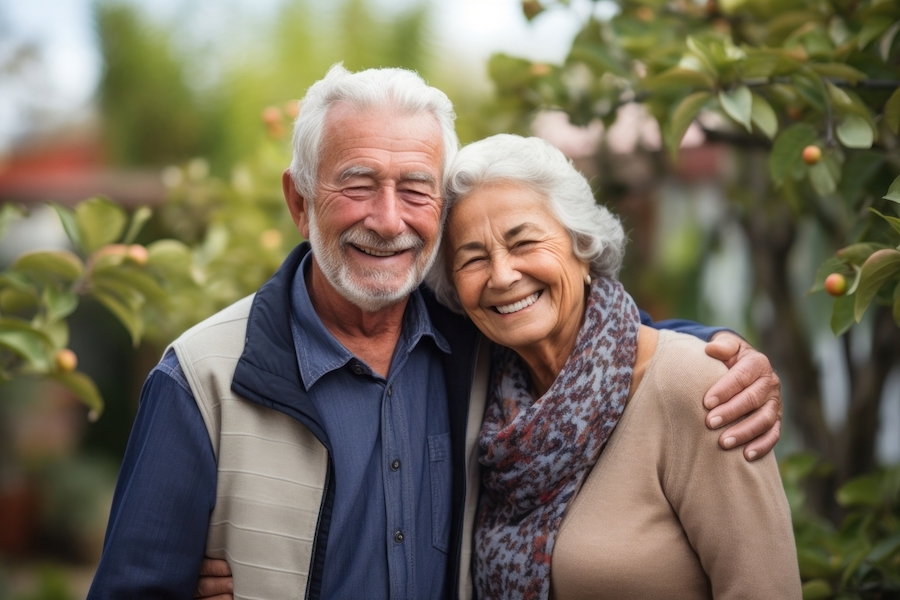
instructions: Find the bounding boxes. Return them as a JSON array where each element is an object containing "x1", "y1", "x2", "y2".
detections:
[{"x1": 290, "y1": 103, "x2": 445, "y2": 313}]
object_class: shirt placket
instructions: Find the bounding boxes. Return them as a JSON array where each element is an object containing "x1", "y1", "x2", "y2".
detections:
[{"x1": 383, "y1": 357, "x2": 416, "y2": 599}]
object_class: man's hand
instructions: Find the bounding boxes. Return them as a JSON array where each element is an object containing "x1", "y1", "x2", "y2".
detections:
[
  {"x1": 194, "y1": 558, "x2": 233, "y2": 600},
  {"x1": 704, "y1": 332, "x2": 782, "y2": 461}
]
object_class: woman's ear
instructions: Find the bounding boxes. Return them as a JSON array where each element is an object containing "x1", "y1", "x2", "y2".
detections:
[{"x1": 283, "y1": 169, "x2": 311, "y2": 238}]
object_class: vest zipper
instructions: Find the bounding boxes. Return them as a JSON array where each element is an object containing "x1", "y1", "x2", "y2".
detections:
[{"x1": 304, "y1": 461, "x2": 331, "y2": 600}]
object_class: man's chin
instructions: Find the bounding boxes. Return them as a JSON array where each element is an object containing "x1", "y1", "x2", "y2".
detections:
[{"x1": 336, "y1": 275, "x2": 420, "y2": 313}]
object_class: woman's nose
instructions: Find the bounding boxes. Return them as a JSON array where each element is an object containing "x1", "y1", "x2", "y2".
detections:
[{"x1": 488, "y1": 253, "x2": 521, "y2": 289}]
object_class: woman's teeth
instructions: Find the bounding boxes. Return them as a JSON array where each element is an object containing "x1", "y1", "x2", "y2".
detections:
[{"x1": 495, "y1": 291, "x2": 540, "y2": 314}]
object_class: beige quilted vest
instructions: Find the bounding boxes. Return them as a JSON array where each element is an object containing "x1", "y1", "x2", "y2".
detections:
[{"x1": 170, "y1": 295, "x2": 328, "y2": 600}]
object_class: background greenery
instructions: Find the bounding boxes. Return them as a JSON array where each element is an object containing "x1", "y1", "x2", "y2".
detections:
[{"x1": 1, "y1": 0, "x2": 898, "y2": 598}]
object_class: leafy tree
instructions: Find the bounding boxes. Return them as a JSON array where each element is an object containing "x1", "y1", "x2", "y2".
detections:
[{"x1": 488, "y1": 0, "x2": 900, "y2": 521}]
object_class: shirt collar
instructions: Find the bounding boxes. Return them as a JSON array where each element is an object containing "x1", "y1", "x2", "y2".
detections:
[{"x1": 289, "y1": 251, "x2": 450, "y2": 389}]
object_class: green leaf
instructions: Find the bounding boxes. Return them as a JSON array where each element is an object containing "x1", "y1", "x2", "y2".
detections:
[
  {"x1": 42, "y1": 286, "x2": 79, "y2": 322},
  {"x1": 0, "y1": 288, "x2": 37, "y2": 314},
  {"x1": 719, "y1": 85, "x2": 752, "y2": 132},
  {"x1": 750, "y1": 93, "x2": 778, "y2": 140},
  {"x1": 894, "y1": 280, "x2": 900, "y2": 327},
  {"x1": 836, "y1": 114, "x2": 874, "y2": 149},
  {"x1": 854, "y1": 249, "x2": 900, "y2": 322},
  {"x1": 75, "y1": 197, "x2": 127, "y2": 253},
  {"x1": 809, "y1": 63, "x2": 868, "y2": 83},
  {"x1": 769, "y1": 123, "x2": 817, "y2": 185},
  {"x1": 809, "y1": 161, "x2": 837, "y2": 196},
  {"x1": 831, "y1": 294, "x2": 856, "y2": 336},
  {"x1": 0, "y1": 203, "x2": 25, "y2": 239},
  {"x1": 49, "y1": 370, "x2": 104, "y2": 416},
  {"x1": 121, "y1": 206, "x2": 152, "y2": 245},
  {"x1": 13, "y1": 250, "x2": 84, "y2": 283},
  {"x1": 800, "y1": 579, "x2": 832, "y2": 600},
  {"x1": 837, "y1": 242, "x2": 890, "y2": 265},
  {"x1": 867, "y1": 531, "x2": 900, "y2": 563},
  {"x1": 641, "y1": 67, "x2": 715, "y2": 92},
  {"x1": 568, "y1": 43, "x2": 629, "y2": 78},
  {"x1": 797, "y1": 546, "x2": 839, "y2": 579},
  {"x1": 0, "y1": 319, "x2": 52, "y2": 371},
  {"x1": 91, "y1": 267, "x2": 168, "y2": 305},
  {"x1": 869, "y1": 207, "x2": 900, "y2": 236},
  {"x1": 885, "y1": 86, "x2": 900, "y2": 135},
  {"x1": 884, "y1": 175, "x2": 900, "y2": 203},
  {"x1": 90, "y1": 285, "x2": 145, "y2": 346},
  {"x1": 666, "y1": 91, "x2": 712, "y2": 158},
  {"x1": 838, "y1": 151, "x2": 884, "y2": 202},
  {"x1": 685, "y1": 36, "x2": 717, "y2": 76},
  {"x1": 779, "y1": 452, "x2": 821, "y2": 483},
  {"x1": 50, "y1": 203, "x2": 83, "y2": 252},
  {"x1": 43, "y1": 319, "x2": 69, "y2": 349},
  {"x1": 837, "y1": 472, "x2": 882, "y2": 507},
  {"x1": 858, "y1": 16, "x2": 894, "y2": 49}
]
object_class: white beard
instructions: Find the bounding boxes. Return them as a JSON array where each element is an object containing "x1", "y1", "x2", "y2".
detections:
[{"x1": 306, "y1": 203, "x2": 442, "y2": 313}]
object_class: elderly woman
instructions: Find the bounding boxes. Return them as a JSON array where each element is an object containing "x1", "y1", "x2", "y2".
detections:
[{"x1": 426, "y1": 134, "x2": 801, "y2": 600}]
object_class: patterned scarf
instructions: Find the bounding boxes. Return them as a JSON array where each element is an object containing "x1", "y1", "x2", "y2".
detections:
[{"x1": 473, "y1": 277, "x2": 640, "y2": 600}]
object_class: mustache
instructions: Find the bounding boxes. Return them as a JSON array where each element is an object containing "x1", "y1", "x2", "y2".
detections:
[{"x1": 340, "y1": 228, "x2": 425, "y2": 253}]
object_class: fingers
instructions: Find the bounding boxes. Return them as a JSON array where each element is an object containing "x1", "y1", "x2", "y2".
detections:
[
  {"x1": 199, "y1": 559, "x2": 232, "y2": 577},
  {"x1": 194, "y1": 577, "x2": 234, "y2": 599},
  {"x1": 703, "y1": 346, "x2": 772, "y2": 411},
  {"x1": 704, "y1": 332, "x2": 742, "y2": 365},
  {"x1": 742, "y1": 419, "x2": 782, "y2": 461},
  {"x1": 194, "y1": 559, "x2": 233, "y2": 599},
  {"x1": 714, "y1": 397, "x2": 782, "y2": 458}
]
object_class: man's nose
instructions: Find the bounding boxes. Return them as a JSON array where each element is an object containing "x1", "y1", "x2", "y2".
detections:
[{"x1": 364, "y1": 187, "x2": 405, "y2": 239}]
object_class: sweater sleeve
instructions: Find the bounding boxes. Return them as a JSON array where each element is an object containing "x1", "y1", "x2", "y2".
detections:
[
  {"x1": 639, "y1": 309, "x2": 727, "y2": 342},
  {"x1": 87, "y1": 350, "x2": 217, "y2": 599},
  {"x1": 657, "y1": 334, "x2": 801, "y2": 599}
]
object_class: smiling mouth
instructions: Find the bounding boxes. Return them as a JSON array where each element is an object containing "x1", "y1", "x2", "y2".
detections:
[
  {"x1": 494, "y1": 291, "x2": 541, "y2": 314},
  {"x1": 352, "y1": 245, "x2": 406, "y2": 258}
]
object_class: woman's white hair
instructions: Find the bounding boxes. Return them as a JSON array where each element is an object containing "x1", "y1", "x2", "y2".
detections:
[
  {"x1": 288, "y1": 63, "x2": 459, "y2": 201},
  {"x1": 426, "y1": 133, "x2": 626, "y2": 313}
]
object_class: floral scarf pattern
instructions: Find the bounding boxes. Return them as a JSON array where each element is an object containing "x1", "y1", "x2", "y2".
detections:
[{"x1": 474, "y1": 277, "x2": 640, "y2": 600}]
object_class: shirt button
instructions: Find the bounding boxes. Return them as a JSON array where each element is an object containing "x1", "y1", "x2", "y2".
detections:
[
  {"x1": 352, "y1": 363, "x2": 363, "y2": 374},
  {"x1": 387, "y1": 385, "x2": 392, "y2": 396},
  {"x1": 394, "y1": 530, "x2": 404, "y2": 543},
  {"x1": 391, "y1": 459, "x2": 401, "y2": 471}
]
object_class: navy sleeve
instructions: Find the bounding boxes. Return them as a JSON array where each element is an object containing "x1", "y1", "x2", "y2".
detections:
[
  {"x1": 639, "y1": 309, "x2": 728, "y2": 343},
  {"x1": 87, "y1": 350, "x2": 217, "y2": 599}
]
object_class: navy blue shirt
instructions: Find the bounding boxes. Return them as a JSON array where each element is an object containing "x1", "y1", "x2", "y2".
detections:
[{"x1": 290, "y1": 253, "x2": 452, "y2": 598}]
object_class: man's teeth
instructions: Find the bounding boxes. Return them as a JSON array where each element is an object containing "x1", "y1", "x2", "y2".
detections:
[
  {"x1": 358, "y1": 246, "x2": 398, "y2": 257},
  {"x1": 495, "y1": 292, "x2": 540, "y2": 314}
]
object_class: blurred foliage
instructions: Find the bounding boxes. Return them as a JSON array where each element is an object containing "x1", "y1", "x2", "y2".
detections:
[
  {"x1": 0, "y1": 198, "x2": 165, "y2": 417},
  {"x1": 94, "y1": 0, "x2": 498, "y2": 173},
  {"x1": 491, "y1": 0, "x2": 900, "y2": 331},
  {"x1": 782, "y1": 453, "x2": 900, "y2": 599}
]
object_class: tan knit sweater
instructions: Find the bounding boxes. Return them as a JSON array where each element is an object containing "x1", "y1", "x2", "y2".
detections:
[{"x1": 550, "y1": 330, "x2": 801, "y2": 599}]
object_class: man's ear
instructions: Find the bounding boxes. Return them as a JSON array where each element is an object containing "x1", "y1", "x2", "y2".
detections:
[{"x1": 283, "y1": 169, "x2": 311, "y2": 238}]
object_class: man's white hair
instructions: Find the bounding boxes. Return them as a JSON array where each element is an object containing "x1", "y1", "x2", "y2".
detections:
[{"x1": 288, "y1": 63, "x2": 459, "y2": 202}]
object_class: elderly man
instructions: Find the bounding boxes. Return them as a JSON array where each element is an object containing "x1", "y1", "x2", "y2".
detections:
[{"x1": 87, "y1": 65, "x2": 781, "y2": 600}]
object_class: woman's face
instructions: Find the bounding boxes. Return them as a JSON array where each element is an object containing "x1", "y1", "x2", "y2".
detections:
[{"x1": 447, "y1": 181, "x2": 590, "y2": 358}]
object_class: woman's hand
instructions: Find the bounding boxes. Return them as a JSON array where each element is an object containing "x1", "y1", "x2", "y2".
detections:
[
  {"x1": 703, "y1": 332, "x2": 782, "y2": 461},
  {"x1": 194, "y1": 558, "x2": 233, "y2": 600}
]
